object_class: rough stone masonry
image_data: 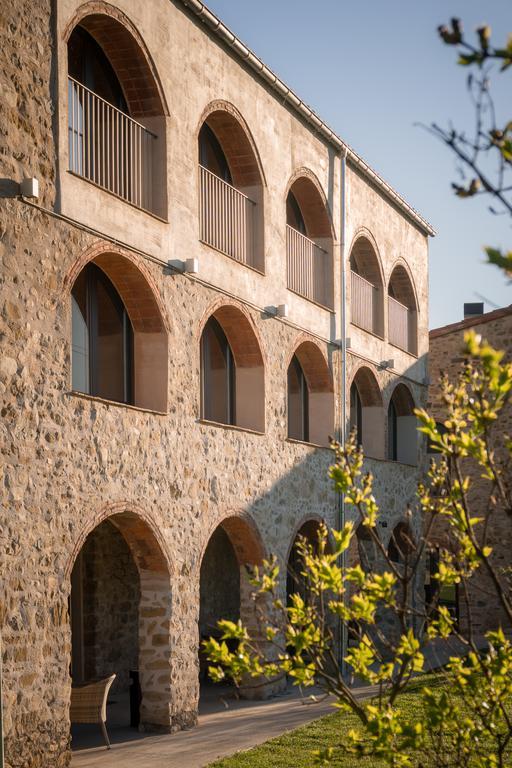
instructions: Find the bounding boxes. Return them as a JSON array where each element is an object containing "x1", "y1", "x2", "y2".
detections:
[{"x1": 0, "y1": 0, "x2": 431, "y2": 765}]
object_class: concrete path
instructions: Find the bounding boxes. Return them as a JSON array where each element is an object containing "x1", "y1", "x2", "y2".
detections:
[
  {"x1": 71, "y1": 685, "x2": 342, "y2": 768},
  {"x1": 71, "y1": 635, "x2": 489, "y2": 768}
]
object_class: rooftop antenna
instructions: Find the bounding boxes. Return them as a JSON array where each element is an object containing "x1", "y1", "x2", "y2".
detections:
[{"x1": 473, "y1": 291, "x2": 500, "y2": 310}]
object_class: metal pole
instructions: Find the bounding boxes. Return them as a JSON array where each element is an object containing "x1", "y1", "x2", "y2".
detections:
[
  {"x1": 338, "y1": 148, "x2": 348, "y2": 679},
  {"x1": 0, "y1": 631, "x2": 5, "y2": 768}
]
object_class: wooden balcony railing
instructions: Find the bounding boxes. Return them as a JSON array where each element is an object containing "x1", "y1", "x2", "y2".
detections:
[
  {"x1": 286, "y1": 225, "x2": 328, "y2": 306},
  {"x1": 199, "y1": 165, "x2": 257, "y2": 268},
  {"x1": 68, "y1": 76, "x2": 156, "y2": 212},
  {"x1": 351, "y1": 270, "x2": 378, "y2": 333},
  {"x1": 388, "y1": 295, "x2": 411, "y2": 352}
]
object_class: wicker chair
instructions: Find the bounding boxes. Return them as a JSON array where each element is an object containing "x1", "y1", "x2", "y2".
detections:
[{"x1": 70, "y1": 674, "x2": 116, "y2": 748}]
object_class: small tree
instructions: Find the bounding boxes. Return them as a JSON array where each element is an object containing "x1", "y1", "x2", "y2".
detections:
[{"x1": 204, "y1": 19, "x2": 512, "y2": 768}]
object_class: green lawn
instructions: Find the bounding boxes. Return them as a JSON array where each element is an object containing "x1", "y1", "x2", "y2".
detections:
[{"x1": 207, "y1": 676, "x2": 444, "y2": 768}]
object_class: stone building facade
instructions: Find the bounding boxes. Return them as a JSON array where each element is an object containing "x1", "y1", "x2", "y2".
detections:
[
  {"x1": 428, "y1": 305, "x2": 512, "y2": 636},
  {"x1": 0, "y1": 0, "x2": 432, "y2": 765}
]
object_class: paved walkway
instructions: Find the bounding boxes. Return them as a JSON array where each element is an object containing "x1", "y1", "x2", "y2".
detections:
[
  {"x1": 72, "y1": 684, "x2": 344, "y2": 768},
  {"x1": 71, "y1": 635, "x2": 489, "y2": 768}
]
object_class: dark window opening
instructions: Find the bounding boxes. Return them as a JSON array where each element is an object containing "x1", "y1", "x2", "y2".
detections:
[
  {"x1": 72, "y1": 263, "x2": 133, "y2": 404},
  {"x1": 199, "y1": 123, "x2": 232, "y2": 184},
  {"x1": 68, "y1": 25, "x2": 128, "y2": 113},
  {"x1": 427, "y1": 421, "x2": 448, "y2": 454},
  {"x1": 388, "y1": 523, "x2": 413, "y2": 564},
  {"x1": 286, "y1": 191, "x2": 306, "y2": 235},
  {"x1": 288, "y1": 355, "x2": 309, "y2": 442},
  {"x1": 201, "y1": 316, "x2": 236, "y2": 425},
  {"x1": 387, "y1": 399, "x2": 398, "y2": 461},
  {"x1": 350, "y1": 382, "x2": 363, "y2": 447}
]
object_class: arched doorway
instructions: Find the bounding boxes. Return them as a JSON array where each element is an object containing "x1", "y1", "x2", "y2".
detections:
[
  {"x1": 388, "y1": 264, "x2": 418, "y2": 354},
  {"x1": 69, "y1": 511, "x2": 172, "y2": 747},
  {"x1": 65, "y1": 9, "x2": 168, "y2": 215},
  {"x1": 286, "y1": 173, "x2": 334, "y2": 307},
  {"x1": 198, "y1": 106, "x2": 265, "y2": 271},
  {"x1": 349, "y1": 235, "x2": 385, "y2": 337},
  {"x1": 198, "y1": 515, "x2": 266, "y2": 702},
  {"x1": 286, "y1": 519, "x2": 330, "y2": 605}
]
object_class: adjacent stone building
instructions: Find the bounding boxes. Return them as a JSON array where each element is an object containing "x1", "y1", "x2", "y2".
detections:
[
  {"x1": 428, "y1": 305, "x2": 512, "y2": 635},
  {"x1": 0, "y1": 0, "x2": 433, "y2": 764}
]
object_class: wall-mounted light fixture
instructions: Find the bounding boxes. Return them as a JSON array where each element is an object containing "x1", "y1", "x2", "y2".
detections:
[
  {"x1": 167, "y1": 258, "x2": 199, "y2": 274},
  {"x1": 20, "y1": 177, "x2": 39, "y2": 199},
  {"x1": 379, "y1": 359, "x2": 394, "y2": 370}
]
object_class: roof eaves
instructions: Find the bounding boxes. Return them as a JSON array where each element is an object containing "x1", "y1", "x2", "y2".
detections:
[
  {"x1": 178, "y1": 0, "x2": 436, "y2": 238},
  {"x1": 430, "y1": 305, "x2": 512, "y2": 338}
]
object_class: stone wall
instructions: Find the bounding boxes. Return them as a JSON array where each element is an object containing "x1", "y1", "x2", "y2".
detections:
[
  {"x1": 80, "y1": 521, "x2": 140, "y2": 693},
  {"x1": 428, "y1": 307, "x2": 512, "y2": 635},
  {"x1": 0, "y1": 0, "x2": 430, "y2": 765}
]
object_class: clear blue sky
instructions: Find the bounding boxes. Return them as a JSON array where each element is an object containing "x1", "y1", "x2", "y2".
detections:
[{"x1": 204, "y1": 0, "x2": 512, "y2": 329}]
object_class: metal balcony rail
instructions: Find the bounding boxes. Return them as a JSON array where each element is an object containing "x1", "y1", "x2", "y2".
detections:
[
  {"x1": 68, "y1": 76, "x2": 156, "y2": 212},
  {"x1": 388, "y1": 295, "x2": 410, "y2": 352},
  {"x1": 351, "y1": 270, "x2": 377, "y2": 333},
  {"x1": 199, "y1": 165, "x2": 256, "y2": 268},
  {"x1": 286, "y1": 225, "x2": 328, "y2": 306}
]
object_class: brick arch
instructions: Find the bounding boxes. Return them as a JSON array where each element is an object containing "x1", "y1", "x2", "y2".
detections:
[
  {"x1": 64, "y1": 241, "x2": 169, "y2": 335},
  {"x1": 198, "y1": 299, "x2": 265, "y2": 370},
  {"x1": 64, "y1": 1, "x2": 169, "y2": 118},
  {"x1": 288, "y1": 339, "x2": 333, "y2": 393},
  {"x1": 285, "y1": 515, "x2": 333, "y2": 564},
  {"x1": 198, "y1": 100, "x2": 265, "y2": 188},
  {"x1": 286, "y1": 168, "x2": 334, "y2": 240},
  {"x1": 200, "y1": 514, "x2": 266, "y2": 567},
  {"x1": 350, "y1": 365, "x2": 382, "y2": 407},
  {"x1": 388, "y1": 261, "x2": 419, "y2": 313},
  {"x1": 65, "y1": 502, "x2": 173, "y2": 732},
  {"x1": 389, "y1": 382, "x2": 415, "y2": 416},
  {"x1": 65, "y1": 501, "x2": 172, "y2": 582},
  {"x1": 349, "y1": 232, "x2": 385, "y2": 290},
  {"x1": 388, "y1": 520, "x2": 415, "y2": 562}
]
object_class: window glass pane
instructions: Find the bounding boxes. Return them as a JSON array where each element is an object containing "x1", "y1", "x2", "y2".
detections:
[
  {"x1": 71, "y1": 270, "x2": 89, "y2": 393},
  {"x1": 288, "y1": 356, "x2": 308, "y2": 441},
  {"x1": 286, "y1": 192, "x2": 306, "y2": 235},
  {"x1": 202, "y1": 318, "x2": 234, "y2": 424},
  {"x1": 350, "y1": 383, "x2": 362, "y2": 446},
  {"x1": 94, "y1": 272, "x2": 127, "y2": 403},
  {"x1": 388, "y1": 400, "x2": 397, "y2": 460},
  {"x1": 199, "y1": 124, "x2": 232, "y2": 184}
]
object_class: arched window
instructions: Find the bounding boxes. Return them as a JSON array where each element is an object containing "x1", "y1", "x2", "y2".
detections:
[
  {"x1": 387, "y1": 384, "x2": 417, "y2": 464},
  {"x1": 66, "y1": 13, "x2": 167, "y2": 215},
  {"x1": 198, "y1": 109, "x2": 264, "y2": 272},
  {"x1": 72, "y1": 263, "x2": 133, "y2": 404},
  {"x1": 286, "y1": 175, "x2": 333, "y2": 308},
  {"x1": 200, "y1": 316, "x2": 236, "y2": 426},
  {"x1": 388, "y1": 522, "x2": 414, "y2": 564},
  {"x1": 70, "y1": 252, "x2": 168, "y2": 411},
  {"x1": 388, "y1": 265, "x2": 418, "y2": 354},
  {"x1": 288, "y1": 355, "x2": 309, "y2": 442},
  {"x1": 349, "y1": 236, "x2": 384, "y2": 337},
  {"x1": 199, "y1": 306, "x2": 265, "y2": 432},
  {"x1": 286, "y1": 341, "x2": 334, "y2": 446},
  {"x1": 349, "y1": 367, "x2": 384, "y2": 458},
  {"x1": 349, "y1": 382, "x2": 362, "y2": 446}
]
